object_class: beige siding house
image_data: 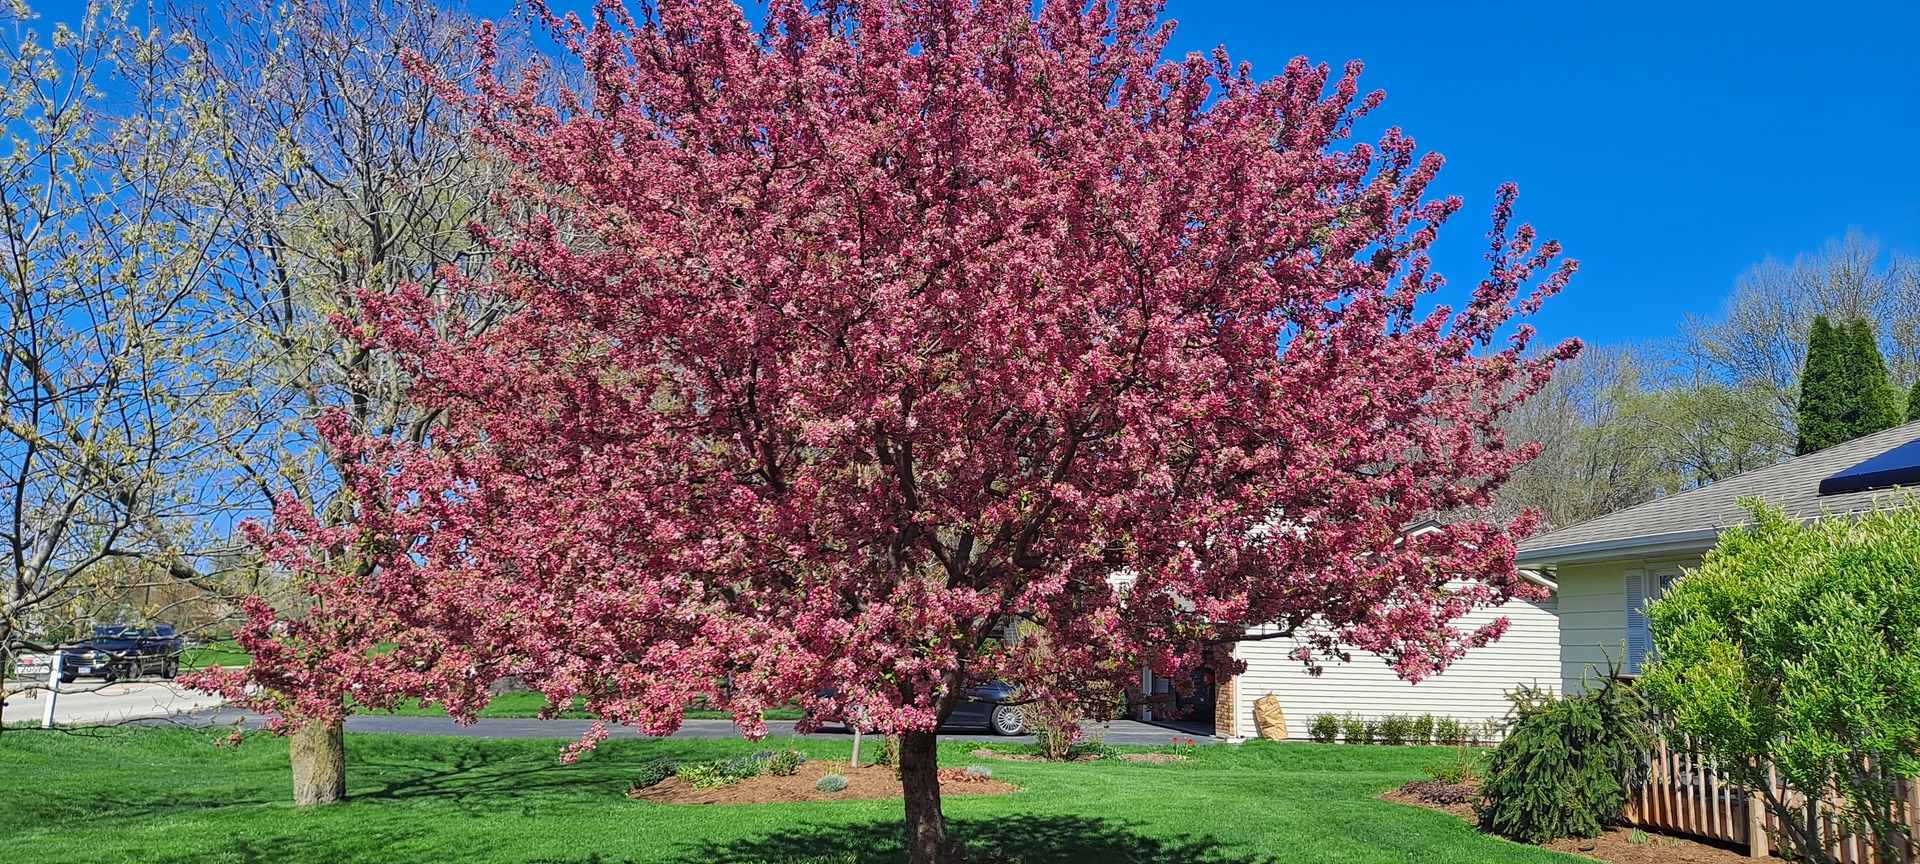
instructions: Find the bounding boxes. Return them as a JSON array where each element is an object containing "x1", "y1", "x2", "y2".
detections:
[
  {"x1": 1143, "y1": 523, "x2": 1564, "y2": 741},
  {"x1": 1206, "y1": 588, "x2": 1560, "y2": 741},
  {"x1": 1517, "y1": 419, "x2": 1920, "y2": 693}
]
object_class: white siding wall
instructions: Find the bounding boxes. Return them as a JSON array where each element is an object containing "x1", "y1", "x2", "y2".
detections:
[{"x1": 1227, "y1": 594, "x2": 1560, "y2": 741}]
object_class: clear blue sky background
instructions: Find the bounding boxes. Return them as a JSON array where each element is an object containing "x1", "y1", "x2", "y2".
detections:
[
  {"x1": 54, "y1": 0, "x2": 1915, "y2": 352},
  {"x1": 1139, "y1": 0, "x2": 1920, "y2": 352}
]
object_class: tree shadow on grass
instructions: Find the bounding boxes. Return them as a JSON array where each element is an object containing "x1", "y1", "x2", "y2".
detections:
[
  {"x1": 552, "y1": 814, "x2": 1279, "y2": 864},
  {"x1": 350, "y1": 738, "x2": 753, "y2": 806}
]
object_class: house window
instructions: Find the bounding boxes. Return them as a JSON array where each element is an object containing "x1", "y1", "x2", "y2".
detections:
[{"x1": 1624, "y1": 567, "x2": 1683, "y2": 675}]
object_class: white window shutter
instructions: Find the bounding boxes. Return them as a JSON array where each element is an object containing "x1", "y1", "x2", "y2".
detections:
[{"x1": 1623, "y1": 568, "x2": 1650, "y2": 674}]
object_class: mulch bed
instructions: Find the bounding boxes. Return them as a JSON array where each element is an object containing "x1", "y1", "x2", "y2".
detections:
[
  {"x1": 967, "y1": 748, "x2": 1101, "y2": 763},
  {"x1": 1118, "y1": 752, "x2": 1189, "y2": 763},
  {"x1": 628, "y1": 760, "x2": 1021, "y2": 805},
  {"x1": 1381, "y1": 781, "x2": 1753, "y2": 864}
]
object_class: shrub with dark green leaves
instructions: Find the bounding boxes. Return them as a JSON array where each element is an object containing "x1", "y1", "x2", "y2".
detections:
[
  {"x1": 814, "y1": 773, "x2": 849, "y2": 793},
  {"x1": 1340, "y1": 713, "x2": 1372, "y2": 745},
  {"x1": 1308, "y1": 713, "x2": 1341, "y2": 743},
  {"x1": 1475, "y1": 678, "x2": 1649, "y2": 845},
  {"x1": 1433, "y1": 716, "x2": 1467, "y2": 746},
  {"x1": 1414, "y1": 713, "x2": 1436, "y2": 746},
  {"x1": 1377, "y1": 714, "x2": 1413, "y2": 746},
  {"x1": 632, "y1": 758, "x2": 678, "y2": 790}
]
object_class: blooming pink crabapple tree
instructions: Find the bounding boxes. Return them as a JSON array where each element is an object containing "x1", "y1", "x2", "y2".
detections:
[{"x1": 195, "y1": 0, "x2": 1578, "y2": 858}]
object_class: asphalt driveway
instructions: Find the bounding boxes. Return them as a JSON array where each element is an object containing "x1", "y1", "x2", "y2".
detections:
[{"x1": 174, "y1": 708, "x2": 1219, "y2": 745}]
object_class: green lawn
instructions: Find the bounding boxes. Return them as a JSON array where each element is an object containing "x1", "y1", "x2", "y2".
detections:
[
  {"x1": 372, "y1": 690, "x2": 804, "y2": 721},
  {"x1": 0, "y1": 728, "x2": 1576, "y2": 864},
  {"x1": 179, "y1": 642, "x2": 252, "y2": 671}
]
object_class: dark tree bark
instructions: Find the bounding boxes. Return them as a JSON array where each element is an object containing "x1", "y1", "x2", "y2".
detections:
[{"x1": 899, "y1": 728, "x2": 948, "y2": 864}]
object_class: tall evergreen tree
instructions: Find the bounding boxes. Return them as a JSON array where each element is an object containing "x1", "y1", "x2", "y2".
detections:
[
  {"x1": 1796, "y1": 316, "x2": 1903, "y2": 453},
  {"x1": 1847, "y1": 317, "x2": 1906, "y2": 433},
  {"x1": 1797, "y1": 315, "x2": 1845, "y2": 454},
  {"x1": 1907, "y1": 379, "x2": 1920, "y2": 423}
]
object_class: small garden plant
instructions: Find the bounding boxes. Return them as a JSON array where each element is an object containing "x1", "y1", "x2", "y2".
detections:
[
  {"x1": 814, "y1": 773, "x2": 849, "y2": 793},
  {"x1": 766, "y1": 747, "x2": 807, "y2": 777},
  {"x1": 656, "y1": 747, "x2": 815, "y2": 790},
  {"x1": 1308, "y1": 713, "x2": 1340, "y2": 743},
  {"x1": 1312, "y1": 712, "x2": 1490, "y2": 747},
  {"x1": 1377, "y1": 714, "x2": 1414, "y2": 746},
  {"x1": 631, "y1": 757, "x2": 678, "y2": 791},
  {"x1": 1419, "y1": 745, "x2": 1483, "y2": 785}
]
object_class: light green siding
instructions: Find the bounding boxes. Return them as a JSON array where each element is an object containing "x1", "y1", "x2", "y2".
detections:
[{"x1": 1556, "y1": 556, "x2": 1701, "y2": 692}]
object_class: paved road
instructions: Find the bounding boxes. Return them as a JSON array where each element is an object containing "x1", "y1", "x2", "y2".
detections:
[
  {"x1": 3, "y1": 679, "x2": 226, "y2": 726},
  {"x1": 176, "y1": 707, "x2": 1219, "y2": 745}
]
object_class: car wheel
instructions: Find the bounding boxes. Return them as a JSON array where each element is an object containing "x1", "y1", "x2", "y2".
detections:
[
  {"x1": 162, "y1": 660, "x2": 179, "y2": 680},
  {"x1": 989, "y1": 705, "x2": 1026, "y2": 736},
  {"x1": 58, "y1": 671, "x2": 76, "y2": 685}
]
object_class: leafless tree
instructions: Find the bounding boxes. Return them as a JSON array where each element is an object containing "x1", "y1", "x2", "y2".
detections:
[
  {"x1": 150, "y1": 0, "x2": 558, "y2": 802},
  {"x1": 1680, "y1": 230, "x2": 1920, "y2": 438}
]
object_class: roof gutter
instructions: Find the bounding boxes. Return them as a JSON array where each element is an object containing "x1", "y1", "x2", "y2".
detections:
[{"x1": 1514, "y1": 527, "x2": 1724, "y2": 569}]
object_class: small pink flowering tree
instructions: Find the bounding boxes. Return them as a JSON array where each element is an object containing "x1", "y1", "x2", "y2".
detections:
[{"x1": 200, "y1": 1, "x2": 1578, "y2": 859}]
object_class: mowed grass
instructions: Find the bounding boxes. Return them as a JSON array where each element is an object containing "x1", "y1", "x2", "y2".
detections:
[
  {"x1": 178, "y1": 642, "x2": 252, "y2": 671},
  {"x1": 0, "y1": 728, "x2": 1578, "y2": 864}
]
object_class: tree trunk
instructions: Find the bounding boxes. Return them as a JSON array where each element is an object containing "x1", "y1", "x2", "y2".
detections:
[
  {"x1": 900, "y1": 729, "x2": 948, "y2": 864},
  {"x1": 290, "y1": 719, "x2": 347, "y2": 805},
  {"x1": 0, "y1": 621, "x2": 10, "y2": 735}
]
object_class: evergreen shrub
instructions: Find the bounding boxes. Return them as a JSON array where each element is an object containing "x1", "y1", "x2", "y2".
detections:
[{"x1": 1475, "y1": 677, "x2": 1648, "y2": 844}]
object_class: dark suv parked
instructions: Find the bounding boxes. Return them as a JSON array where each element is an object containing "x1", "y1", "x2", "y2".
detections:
[
  {"x1": 828, "y1": 680, "x2": 1028, "y2": 736},
  {"x1": 57, "y1": 624, "x2": 183, "y2": 683}
]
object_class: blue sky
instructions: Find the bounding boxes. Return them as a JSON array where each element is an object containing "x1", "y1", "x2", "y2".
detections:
[
  {"x1": 1153, "y1": 0, "x2": 1920, "y2": 351},
  {"x1": 56, "y1": 0, "x2": 1916, "y2": 351}
]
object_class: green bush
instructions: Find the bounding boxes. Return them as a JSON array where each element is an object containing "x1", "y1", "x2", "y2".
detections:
[
  {"x1": 1377, "y1": 714, "x2": 1413, "y2": 746},
  {"x1": 1414, "y1": 713, "x2": 1436, "y2": 746},
  {"x1": 1307, "y1": 713, "x2": 1341, "y2": 743},
  {"x1": 675, "y1": 755, "x2": 767, "y2": 789},
  {"x1": 1640, "y1": 500, "x2": 1920, "y2": 863},
  {"x1": 1433, "y1": 716, "x2": 1467, "y2": 746},
  {"x1": 814, "y1": 773, "x2": 849, "y2": 793},
  {"x1": 1340, "y1": 713, "x2": 1373, "y2": 745},
  {"x1": 1475, "y1": 678, "x2": 1649, "y2": 845},
  {"x1": 766, "y1": 747, "x2": 808, "y2": 777},
  {"x1": 632, "y1": 757, "x2": 678, "y2": 790},
  {"x1": 1420, "y1": 745, "x2": 1482, "y2": 784}
]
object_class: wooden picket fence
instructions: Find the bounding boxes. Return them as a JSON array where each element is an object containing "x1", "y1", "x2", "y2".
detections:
[{"x1": 1630, "y1": 732, "x2": 1920, "y2": 862}]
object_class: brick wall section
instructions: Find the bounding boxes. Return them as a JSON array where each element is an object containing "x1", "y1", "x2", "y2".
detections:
[{"x1": 1213, "y1": 673, "x2": 1235, "y2": 738}]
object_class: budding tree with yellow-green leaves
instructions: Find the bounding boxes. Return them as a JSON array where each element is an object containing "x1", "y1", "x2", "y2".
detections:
[{"x1": 0, "y1": 0, "x2": 254, "y2": 713}]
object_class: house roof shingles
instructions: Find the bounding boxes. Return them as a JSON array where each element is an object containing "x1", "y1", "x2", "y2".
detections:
[{"x1": 1515, "y1": 418, "x2": 1920, "y2": 566}]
